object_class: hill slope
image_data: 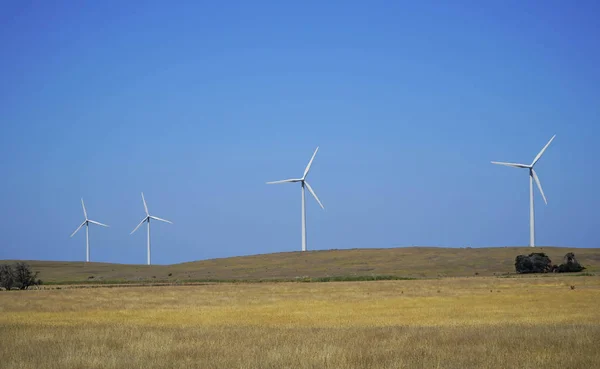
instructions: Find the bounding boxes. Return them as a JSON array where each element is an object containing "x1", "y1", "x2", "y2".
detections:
[{"x1": 3, "y1": 247, "x2": 598, "y2": 283}]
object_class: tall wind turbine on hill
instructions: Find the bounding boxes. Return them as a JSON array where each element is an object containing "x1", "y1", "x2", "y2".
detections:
[
  {"x1": 267, "y1": 147, "x2": 325, "y2": 252},
  {"x1": 491, "y1": 135, "x2": 556, "y2": 247},
  {"x1": 131, "y1": 193, "x2": 172, "y2": 265},
  {"x1": 70, "y1": 198, "x2": 109, "y2": 262}
]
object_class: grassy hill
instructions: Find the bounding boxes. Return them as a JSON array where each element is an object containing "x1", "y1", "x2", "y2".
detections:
[{"x1": 2, "y1": 247, "x2": 599, "y2": 284}]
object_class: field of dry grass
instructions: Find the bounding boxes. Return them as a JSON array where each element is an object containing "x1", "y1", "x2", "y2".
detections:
[
  {"x1": 1, "y1": 275, "x2": 599, "y2": 368},
  {"x1": 3, "y1": 246, "x2": 599, "y2": 283}
]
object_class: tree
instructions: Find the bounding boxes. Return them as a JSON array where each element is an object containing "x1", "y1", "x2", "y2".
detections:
[
  {"x1": 0, "y1": 264, "x2": 16, "y2": 290},
  {"x1": 558, "y1": 253, "x2": 585, "y2": 273},
  {"x1": 14, "y1": 262, "x2": 40, "y2": 290},
  {"x1": 515, "y1": 253, "x2": 553, "y2": 273}
]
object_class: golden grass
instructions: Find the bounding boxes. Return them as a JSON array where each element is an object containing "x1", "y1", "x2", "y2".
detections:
[
  {"x1": 3, "y1": 246, "x2": 599, "y2": 283},
  {"x1": 1, "y1": 276, "x2": 599, "y2": 368}
]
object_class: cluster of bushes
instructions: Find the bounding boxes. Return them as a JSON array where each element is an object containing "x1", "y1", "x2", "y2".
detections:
[
  {"x1": 515, "y1": 252, "x2": 585, "y2": 274},
  {"x1": 0, "y1": 262, "x2": 42, "y2": 290}
]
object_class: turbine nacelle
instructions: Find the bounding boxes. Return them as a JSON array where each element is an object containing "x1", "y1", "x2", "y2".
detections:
[
  {"x1": 491, "y1": 135, "x2": 555, "y2": 206},
  {"x1": 266, "y1": 147, "x2": 325, "y2": 210},
  {"x1": 70, "y1": 198, "x2": 110, "y2": 238},
  {"x1": 131, "y1": 193, "x2": 173, "y2": 235}
]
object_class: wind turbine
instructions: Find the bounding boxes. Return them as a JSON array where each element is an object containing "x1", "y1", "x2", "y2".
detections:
[
  {"x1": 131, "y1": 192, "x2": 172, "y2": 265},
  {"x1": 492, "y1": 135, "x2": 556, "y2": 247},
  {"x1": 267, "y1": 147, "x2": 325, "y2": 252},
  {"x1": 70, "y1": 198, "x2": 109, "y2": 262}
]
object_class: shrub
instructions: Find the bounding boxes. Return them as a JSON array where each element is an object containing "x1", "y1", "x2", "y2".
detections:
[
  {"x1": 0, "y1": 263, "x2": 42, "y2": 290},
  {"x1": 0, "y1": 264, "x2": 15, "y2": 290},
  {"x1": 515, "y1": 253, "x2": 553, "y2": 273},
  {"x1": 558, "y1": 263, "x2": 585, "y2": 273},
  {"x1": 557, "y1": 253, "x2": 585, "y2": 273},
  {"x1": 14, "y1": 262, "x2": 40, "y2": 290}
]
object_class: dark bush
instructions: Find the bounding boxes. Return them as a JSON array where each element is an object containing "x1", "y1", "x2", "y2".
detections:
[
  {"x1": 558, "y1": 253, "x2": 585, "y2": 273},
  {"x1": 558, "y1": 263, "x2": 585, "y2": 273},
  {"x1": 515, "y1": 253, "x2": 553, "y2": 273},
  {"x1": 14, "y1": 262, "x2": 40, "y2": 290},
  {"x1": 0, "y1": 264, "x2": 15, "y2": 290}
]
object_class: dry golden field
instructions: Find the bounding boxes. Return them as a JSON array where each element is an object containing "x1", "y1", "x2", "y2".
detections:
[{"x1": 1, "y1": 275, "x2": 599, "y2": 369}]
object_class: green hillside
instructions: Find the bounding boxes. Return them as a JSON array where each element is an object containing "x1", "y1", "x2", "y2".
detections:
[{"x1": 3, "y1": 247, "x2": 598, "y2": 284}]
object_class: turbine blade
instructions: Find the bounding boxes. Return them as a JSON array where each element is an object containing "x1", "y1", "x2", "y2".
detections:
[
  {"x1": 70, "y1": 220, "x2": 87, "y2": 238},
  {"x1": 303, "y1": 147, "x2": 319, "y2": 179},
  {"x1": 131, "y1": 217, "x2": 148, "y2": 234},
  {"x1": 305, "y1": 181, "x2": 325, "y2": 210},
  {"x1": 531, "y1": 135, "x2": 556, "y2": 166},
  {"x1": 531, "y1": 169, "x2": 547, "y2": 205},
  {"x1": 141, "y1": 192, "x2": 149, "y2": 215},
  {"x1": 149, "y1": 215, "x2": 173, "y2": 224},
  {"x1": 490, "y1": 161, "x2": 530, "y2": 169},
  {"x1": 266, "y1": 179, "x2": 301, "y2": 184},
  {"x1": 81, "y1": 198, "x2": 88, "y2": 219},
  {"x1": 88, "y1": 220, "x2": 109, "y2": 227}
]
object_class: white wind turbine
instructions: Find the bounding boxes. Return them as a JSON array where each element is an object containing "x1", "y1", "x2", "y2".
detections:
[
  {"x1": 267, "y1": 147, "x2": 325, "y2": 252},
  {"x1": 492, "y1": 135, "x2": 556, "y2": 247},
  {"x1": 130, "y1": 192, "x2": 172, "y2": 265},
  {"x1": 70, "y1": 198, "x2": 109, "y2": 262}
]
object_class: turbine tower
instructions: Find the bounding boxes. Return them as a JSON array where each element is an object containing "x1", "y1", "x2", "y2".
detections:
[
  {"x1": 492, "y1": 135, "x2": 556, "y2": 247},
  {"x1": 70, "y1": 198, "x2": 109, "y2": 262},
  {"x1": 267, "y1": 147, "x2": 325, "y2": 252},
  {"x1": 131, "y1": 192, "x2": 172, "y2": 265}
]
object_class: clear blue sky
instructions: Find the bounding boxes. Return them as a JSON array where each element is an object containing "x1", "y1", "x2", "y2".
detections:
[{"x1": 1, "y1": 1, "x2": 598, "y2": 264}]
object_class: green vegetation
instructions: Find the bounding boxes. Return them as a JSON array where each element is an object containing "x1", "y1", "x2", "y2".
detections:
[
  {"x1": 575, "y1": 272, "x2": 595, "y2": 277},
  {"x1": 0, "y1": 262, "x2": 42, "y2": 290},
  {"x1": 304, "y1": 275, "x2": 415, "y2": 282},
  {"x1": 2, "y1": 247, "x2": 598, "y2": 285},
  {"x1": 515, "y1": 252, "x2": 554, "y2": 273},
  {"x1": 515, "y1": 251, "x2": 587, "y2": 274},
  {"x1": 41, "y1": 275, "x2": 415, "y2": 287}
]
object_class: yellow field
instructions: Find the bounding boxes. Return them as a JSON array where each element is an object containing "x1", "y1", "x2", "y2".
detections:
[{"x1": 1, "y1": 276, "x2": 599, "y2": 368}]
